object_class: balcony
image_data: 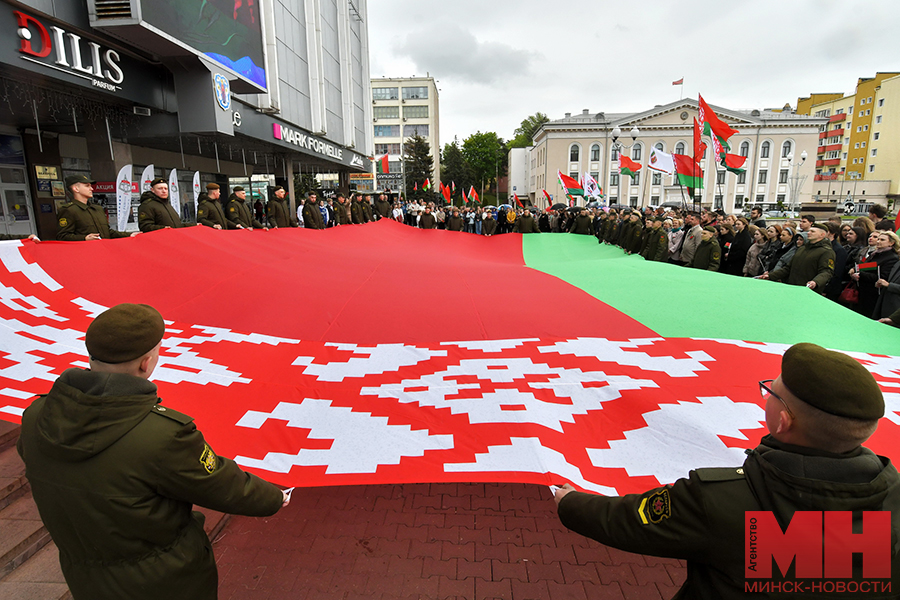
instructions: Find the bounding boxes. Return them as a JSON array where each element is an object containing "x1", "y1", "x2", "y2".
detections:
[
  {"x1": 816, "y1": 158, "x2": 841, "y2": 167},
  {"x1": 829, "y1": 113, "x2": 846, "y2": 122},
  {"x1": 815, "y1": 173, "x2": 842, "y2": 181},
  {"x1": 819, "y1": 128, "x2": 845, "y2": 139}
]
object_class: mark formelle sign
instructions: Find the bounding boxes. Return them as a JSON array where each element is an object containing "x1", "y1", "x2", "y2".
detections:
[{"x1": 745, "y1": 510, "x2": 893, "y2": 595}]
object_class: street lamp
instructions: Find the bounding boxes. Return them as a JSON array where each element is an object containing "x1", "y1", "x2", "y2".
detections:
[
  {"x1": 786, "y1": 150, "x2": 808, "y2": 215},
  {"x1": 611, "y1": 126, "x2": 640, "y2": 208}
]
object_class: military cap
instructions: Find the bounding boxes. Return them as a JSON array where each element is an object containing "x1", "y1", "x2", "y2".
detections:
[
  {"x1": 64, "y1": 174, "x2": 96, "y2": 187},
  {"x1": 781, "y1": 343, "x2": 884, "y2": 420},
  {"x1": 150, "y1": 177, "x2": 167, "y2": 187},
  {"x1": 233, "y1": 186, "x2": 245, "y2": 192},
  {"x1": 86, "y1": 304, "x2": 165, "y2": 364},
  {"x1": 273, "y1": 185, "x2": 284, "y2": 192},
  {"x1": 702, "y1": 225, "x2": 716, "y2": 233},
  {"x1": 810, "y1": 222, "x2": 829, "y2": 232},
  {"x1": 205, "y1": 183, "x2": 220, "y2": 190}
]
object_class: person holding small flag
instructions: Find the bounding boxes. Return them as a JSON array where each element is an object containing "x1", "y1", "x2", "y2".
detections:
[{"x1": 850, "y1": 230, "x2": 900, "y2": 318}]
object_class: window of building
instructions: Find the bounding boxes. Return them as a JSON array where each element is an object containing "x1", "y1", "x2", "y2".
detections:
[
  {"x1": 857, "y1": 126, "x2": 862, "y2": 132},
  {"x1": 872, "y1": 149, "x2": 877, "y2": 157},
  {"x1": 852, "y1": 158, "x2": 858, "y2": 165},
  {"x1": 756, "y1": 194, "x2": 765, "y2": 203},
  {"x1": 403, "y1": 124, "x2": 429, "y2": 137},
  {"x1": 878, "y1": 98, "x2": 884, "y2": 107},
  {"x1": 655, "y1": 142, "x2": 664, "y2": 152},
  {"x1": 717, "y1": 171, "x2": 725, "y2": 184},
  {"x1": 826, "y1": 151, "x2": 840, "y2": 159},
  {"x1": 735, "y1": 194, "x2": 744, "y2": 208},
  {"x1": 632, "y1": 144, "x2": 642, "y2": 161},
  {"x1": 760, "y1": 141, "x2": 770, "y2": 158},
  {"x1": 777, "y1": 194, "x2": 785, "y2": 204},
  {"x1": 860, "y1": 99, "x2": 865, "y2": 106},
  {"x1": 632, "y1": 172, "x2": 640, "y2": 186},
  {"x1": 714, "y1": 195, "x2": 723, "y2": 209},
  {"x1": 836, "y1": 108, "x2": 844, "y2": 114},
  {"x1": 570, "y1": 171, "x2": 579, "y2": 180},
  {"x1": 868, "y1": 97, "x2": 872, "y2": 103},
  {"x1": 779, "y1": 169, "x2": 788, "y2": 184},
  {"x1": 609, "y1": 196, "x2": 618, "y2": 204},
  {"x1": 374, "y1": 143, "x2": 402, "y2": 155},
  {"x1": 387, "y1": 161, "x2": 402, "y2": 174},
  {"x1": 859, "y1": 111, "x2": 864, "y2": 117},
  {"x1": 374, "y1": 125, "x2": 400, "y2": 137},
  {"x1": 758, "y1": 170, "x2": 767, "y2": 184},
  {"x1": 372, "y1": 87, "x2": 399, "y2": 100},
  {"x1": 611, "y1": 147, "x2": 619, "y2": 161},
  {"x1": 590, "y1": 171, "x2": 599, "y2": 181},
  {"x1": 864, "y1": 125, "x2": 868, "y2": 131},
  {"x1": 652, "y1": 172, "x2": 662, "y2": 185},
  {"x1": 861, "y1": 142, "x2": 866, "y2": 148},
  {"x1": 740, "y1": 141, "x2": 750, "y2": 157},
  {"x1": 843, "y1": 152, "x2": 848, "y2": 159},
  {"x1": 875, "y1": 115, "x2": 882, "y2": 124},
  {"x1": 737, "y1": 171, "x2": 746, "y2": 184},
  {"x1": 855, "y1": 143, "x2": 860, "y2": 149},
  {"x1": 402, "y1": 87, "x2": 428, "y2": 100},
  {"x1": 651, "y1": 195, "x2": 660, "y2": 204},
  {"x1": 590, "y1": 144, "x2": 600, "y2": 161},
  {"x1": 782, "y1": 141, "x2": 792, "y2": 158},
  {"x1": 874, "y1": 132, "x2": 880, "y2": 140},
  {"x1": 675, "y1": 142, "x2": 686, "y2": 155},
  {"x1": 610, "y1": 174, "x2": 619, "y2": 186},
  {"x1": 570, "y1": 145, "x2": 580, "y2": 162},
  {"x1": 403, "y1": 105, "x2": 429, "y2": 119},
  {"x1": 629, "y1": 196, "x2": 639, "y2": 207},
  {"x1": 869, "y1": 165, "x2": 875, "y2": 173},
  {"x1": 373, "y1": 106, "x2": 399, "y2": 119},
  {"x1": 866, "y1": 109, "x2": 871, "y2": 116}
]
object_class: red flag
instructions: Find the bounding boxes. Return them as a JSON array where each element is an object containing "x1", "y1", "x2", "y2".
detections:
[
  {"x1": 461, "y1": 187, "x2": 468, "y2": 204},
  {"x1": 414, "y1": 182, "x2": 418, "y2": 191},
  {"x1": 470, "y1": 187, "x2": 480, "y2": 204},
  {"x1": 441, "y1": 182, "x2": 451, "y2": 203},
  {"x1": 542, "y1": 189, "x2": 552, "y2": 205},
  {"x1": 895, "y1": 211, "x2": 900, "y2": 232},
  {"x1": 693, "y1": 118, "x2": 707, "y2": 163},
  {"x1": 672, "y1": 78, "x2": 683, "y2": 86},
  {"x1": 618, "y1": 155, "x2": 642, "y2": 178},
  {"x1": 514, "y1": 193, "x2": 524, "y2": 208},
  {"x1": 377, "y1": 154, "x2": 389, "y2": 174},
  {"x1": 673, "y1": 154, "x2": 704, "y2": 189},
  {"x1": 698, "y1": 95, "x2": 738, "y2": 144}
]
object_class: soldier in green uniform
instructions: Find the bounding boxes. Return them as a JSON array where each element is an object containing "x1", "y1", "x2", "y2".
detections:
[
  {"x1": 196, "y1": 183, "x2": 234, "y2": 230},
  {"x1": 446, "y1": 208, "x2": 464, "y2": 231},
  {"x1": 689, "y1": 226, "x2": 722, "y2": 271},
  {"x1": 18, "y1": 304, "x2": 288, "y2": 600},
  {"x1": 514, "y1": 209, "x2": 541, "y2": 233},
  {"x1": 361, "y1": 193, "x2": 375, "y2": 222},
  {"x1": 350, "y1": 193, "x2": 368, "y2": 224},
  {"x1": 555, "y1": 343, "x2": 899, "y2": 600},
  {"x1": 647, "y1": 218, "x2": 669, "y2": 262},
  {"x1": 568, "y1": 209, "x2": 593, "y2": 235},
  {"x1": 302, "y1": 191, "x2": 325, "y2": 229},
  {"x1": 138, "y1": 178, "x2": 192, "y2": 232},
  {"x1": 418, "y1": 206, "x2": 436, "y2": 229},
  {"x1": 761, "y1": 222, "x2": 835, "y2": 292},
  {"x1": 334, "y1": 193, "x2": 352, "y2": 225},
  {"x1": 225, "y1": 186, "x2": 265, "y2": 229},
  {"x1": 56, "y1": 175, "x2": 139, "y2": 241},
  {"x1": 266, "y1": 186, "x2": 298, "y2": 228},
  {"x1": 374, "y1": 192, "x2": 392, "y2": 220},
  {"x1": 482, "y1": 211, "x2": 498, "y2": 236}
]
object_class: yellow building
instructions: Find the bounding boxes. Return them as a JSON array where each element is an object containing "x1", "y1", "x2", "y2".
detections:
[{"x1": 797, "y1": 73, "x2": 900, "y2": 208}]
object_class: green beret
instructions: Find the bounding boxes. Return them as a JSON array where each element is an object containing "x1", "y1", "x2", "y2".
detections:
[
  {"x1": 781, "y1": 343, "x2": 884, "y2": 420},
  {"x1": 810, "y1": 222, "x2": 828, "y2": 232},
  {"x1": 150, "y1": 177, "x2": 167, "y2": 187},
  {"x1": 205, "y1": 182, "x2": 220, "y2": 190},
  {"x1": 233, "y1": 186, "x2": 245, "y2": 192},
  {"x1": 86, "y1": 304, "x2": 165, "y2": 364},
  {"x1": 703, "y1": 225, "x2": 716, "y2": 233}
]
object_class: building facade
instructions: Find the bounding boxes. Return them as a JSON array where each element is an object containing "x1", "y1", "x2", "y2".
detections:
[
  {"x1": 527, "y1": 100, "x2": 825, "y2": 214},
  {"x1": 798, "y1": 73, "x2": 900, "y2": 208},
  {"x1": 0, "y1": 0, "x2": 372, "y2": 239},
  {"x1": 371, "y1": 76, "x2": 440, "y2": 193}
]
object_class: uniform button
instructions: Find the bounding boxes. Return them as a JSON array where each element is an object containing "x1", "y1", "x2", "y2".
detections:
[
  {"x1": 157, "y1": 406, "x2": 167, "y2": 412},
  {"x1": 736, "y1": 468, "x2": 744, "y2": 475}
]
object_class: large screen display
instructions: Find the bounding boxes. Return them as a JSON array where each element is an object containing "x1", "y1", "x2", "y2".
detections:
[{"x1": 142, "y1": 0, "x2": 266, "y2": 90}]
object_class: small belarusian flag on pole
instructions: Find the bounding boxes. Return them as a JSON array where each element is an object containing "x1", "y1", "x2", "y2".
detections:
[
  {"x1": 452, "y1": 181, "x2": 456, "y2": 194},
  {"x1": 423, "y1": 178, "x2": 431, "y2": 192},
  {"x1": 461, "y1": 187, "x2": 469, "y2": 204},
  {"x1": 542, "y1": 189, "x2": 552, "y2": 206},
  {"x1": 673, "y1": 154, "x2": 704, "y2": 189},
  {"x1": 672, "y1": 78, "x2": 684, "y2": 86},
  {"x1": 557, "y1": 171, "x2": 584, "y2": 196},
  {"x1": 414, "y1": 182, "x2": 418, "y2": 191},
  {"x1": 376, "y1": 154, "x2": 389, "y2": 174},
  {"x1": 722, "y1": 153, "x2": 747, "y2": 175},
  {"x1": 469, "y1": 186, "x2": 480, "y2": 205},
  {"x1": 513, "y1": 193, "x2": 524, "y2": 208},
  {"x1": 618, "y1": 155, "x2": 642, "y2": 179}
]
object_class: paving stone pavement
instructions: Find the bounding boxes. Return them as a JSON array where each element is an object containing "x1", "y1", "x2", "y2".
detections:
[{"x1": 214, "y1": 483, "x2": 686, "y2": 600}]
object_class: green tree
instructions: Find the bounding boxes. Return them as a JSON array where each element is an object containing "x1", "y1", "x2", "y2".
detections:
[
  {"x1": 509, "y1": 112, "x2": 549, "y2": 148},
  {"x1": 462, "y1": 131, "x2": 507, "y2": 200},
  {"x1": 292, "y1": 173, "x2": 318, "y2": 197},
  {"x1": 440, "y1": 139, "x2": 474, "y2": 206},
  {"x1": 403, "y1": 134, "x2": 434, "y2": 202}
]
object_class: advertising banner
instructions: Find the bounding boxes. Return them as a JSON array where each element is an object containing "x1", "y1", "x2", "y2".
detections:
[
  {"x1": 115, "y1": 164, "x2": 133, "y2": 232},
  {"x1": 168, "y1": 169, "x2": 180, "y2": 219},
  {"x1": 192, "y1": 171, "x2": 201, "y2": 205},
  {"x1": 140, "y1": 165, "x2": 155, "y2": 193}
]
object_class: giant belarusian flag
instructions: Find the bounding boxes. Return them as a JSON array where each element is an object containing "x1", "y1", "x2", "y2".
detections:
[{"x1": 1, "y1": 226, "x2": 897, "y2": 496}]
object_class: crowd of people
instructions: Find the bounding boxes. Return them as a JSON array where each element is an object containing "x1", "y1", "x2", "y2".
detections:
[{"x1": 15, "y1": 175, "x2": 899, "y2": 328}]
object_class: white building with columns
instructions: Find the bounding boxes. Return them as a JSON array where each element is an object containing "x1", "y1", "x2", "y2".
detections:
[{"x1": 522, "y1": 99, "x2": 826, "y2": 213}]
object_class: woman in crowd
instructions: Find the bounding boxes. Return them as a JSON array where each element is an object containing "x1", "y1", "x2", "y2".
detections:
[
  {"x1": 842, "y1": 226, "x2": 867, "y2": 265},
  {"x1": 743, "y1": 226, "x2": 768, "y2": 277},
  {"x1": 874, "y1": 231, "x2": 900, "y2": 320},
  {"x1": 757, "y1": 225, "x2": 782, "y2": 270},
  {"x1": 839, "y1": 224, "x2": 853, "y2": 245},
  {"x1": 851, "y1": 230, "x2": 900, "y2": 318},
  {"x1": 766, "y1": 226, "x2": 799, "y2": 272},
  {"x1": 724, "y1": 217, "x2": 752, "y2": 276},
  {"x1": 854, "y1": 216, "x2": 875, "y2": 237}
]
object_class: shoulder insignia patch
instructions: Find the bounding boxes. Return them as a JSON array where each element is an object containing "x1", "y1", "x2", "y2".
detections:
[
  {"x1": 58, "y1": 218, "x2": 68, "y2": 227},
  {"x1": 200, "y1": 443, "x2": 217, "y2": 473},
  {"x1": 638, "y1": 489, "x2": 671, "y2": 525},
  {"x1": 139, "y1": 212, "x2": 147, "y2": 218},
  {"x1": 828, "y1": 259, "x2": 834, "y2": 269},
  {"x1": 230, "y1": 207, "x2": 236, "y2": 212}
]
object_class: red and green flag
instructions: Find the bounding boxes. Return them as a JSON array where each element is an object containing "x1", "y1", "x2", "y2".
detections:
[
  {"x1": 441, "y1": 182, "x2": 451, "y2": 203},
  {"x1": 857, "y1": 261, "x2": 879, "y2": 272},
  {"x1": 461, "y1": 187, "x2": 469, "y2": 204},
  {"x1": 722, "y1": 153, "x2": 747, "y2": 175},
  {"x1": 542, "y1": 189, "x2": 552, "y2": 205},
  {"x1": 469, "y1": 186, "x2": 480, "y2": 205},
  {"x1": 0, "y1": 224, "x2": 896, "y2": 496},
  {"x1": 423, "y1": 178, "x2": 431, "y2": 192},
  {"x1": 557, "y1": 171, "x2": 584, "y2": 196},
  {"x1": 673, "y1": 153, "x2": 704, "y2": 189},
  {"x1": 693, "y1": 118, "x2": 707, "y2": 163},
  {"x1": 513, "y1": 193, "x2": 524, "y2": 208},
  {"x1": 376, "y1": 154, "x2": 389, "y2": 174},
  {"x1": 414, "y1": 182, "x2": 418, "y2": 191},
  {"x1": 618, "y1": 155, "x2": 642, "y2": 179},
  {"x1": 698, "y1": 95, "x2": 738, "y2": 163}
]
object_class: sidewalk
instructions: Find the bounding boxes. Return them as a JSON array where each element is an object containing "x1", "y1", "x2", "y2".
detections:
[{"x1": 214, "y1": 482, "x2": 686, "y2": 600}]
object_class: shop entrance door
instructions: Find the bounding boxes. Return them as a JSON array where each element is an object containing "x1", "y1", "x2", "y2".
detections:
[{"x1": 0, "y1": 166, "x2": 36, "y2": 237}]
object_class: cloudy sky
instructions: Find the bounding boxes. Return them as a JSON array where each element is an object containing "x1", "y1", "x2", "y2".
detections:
[{"x1": 367, "y1": 0, "x2": 900, "y2": 147}]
